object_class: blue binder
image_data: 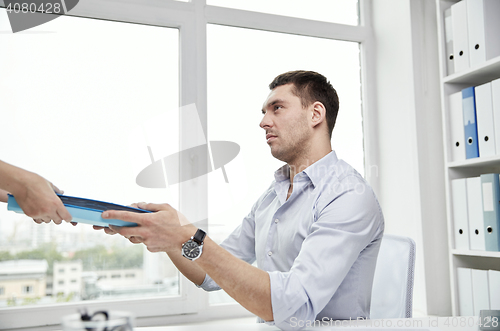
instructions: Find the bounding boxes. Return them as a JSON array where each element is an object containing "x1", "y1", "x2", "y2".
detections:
[
  {"x1": 7, "y1": 194, "x2": 148, "y2": 227},
  {"x1": 462, "y1": 86, "x2": 479, "y2": 159},
  {"x1": 480, "y1": 174, "x2": 500, "y2": 251}
]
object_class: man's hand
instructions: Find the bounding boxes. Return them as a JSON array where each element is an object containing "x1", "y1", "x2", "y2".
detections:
[{"x1": 98, "y1": 202, "x2": 196, "y2": 253}]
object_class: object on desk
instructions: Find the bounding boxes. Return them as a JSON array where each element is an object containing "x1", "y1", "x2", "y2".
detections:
[
  {"x1": 61, "y1": 309, "x2": 134, "y2": 331},
  {"x1": 457, "y1": 267, "x2": 474, "y2": 316},
  {"x1": 467, "y1": 177, "x2": 486, "y2": 250},
  {"x1": 489, "y1": 270, "x2": 500, "y2": 310},
  {"x1": 463, "y1": 87, "x2": 479, "y2": 159},
  {"x1": 479, "y1": 310, "x2": 500, "y2": 331},
  {"x1": 476, "y1": 82, "x2": 496, "y2": 157},
  {"x1": 7, "y1": 194, "x2": 148, "y2": 227},
  {"x1": 451, "y1": 178, "x2": 470, "y2": 250},
  {"x1": 472, "y1": 269, "x2": 491, "y2": 315},
  {"x1": 480, "y1": 174, "x2": 500, "y2": 251}
]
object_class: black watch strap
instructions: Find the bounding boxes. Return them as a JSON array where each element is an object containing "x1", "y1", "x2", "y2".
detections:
[{"x1": 193, "y1": 229, "x2": 206, "y2": 245}]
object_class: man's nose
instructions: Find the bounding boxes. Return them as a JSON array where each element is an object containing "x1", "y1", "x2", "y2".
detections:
[{"x1": 260, "y1": 112, "x2": 272, "y2": 129}]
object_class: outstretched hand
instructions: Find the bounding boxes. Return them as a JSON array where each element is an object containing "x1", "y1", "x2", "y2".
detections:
[
  {"x1": 95, "y1": 202, "x2": 195, "y2": 253},
  {"x1": 14, "y1": 172, "x2": 73, "y2": 224}
]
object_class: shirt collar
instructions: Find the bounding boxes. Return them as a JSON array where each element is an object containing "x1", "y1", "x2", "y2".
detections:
[{"x1": 273, "y1": 150, "x2": 339, "y2": 188}]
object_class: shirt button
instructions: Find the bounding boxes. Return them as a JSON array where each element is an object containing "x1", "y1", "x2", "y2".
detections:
[
  {"x1": 268, "y1": 251, "x2": 273, "y2": 256},
  {"x1": 274, "y1": 219, "x2": 279, "y2": 223}
]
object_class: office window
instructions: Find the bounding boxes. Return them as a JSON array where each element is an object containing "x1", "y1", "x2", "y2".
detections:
[
  {"x1": 58, "y1": 281, "x2": 64, "y2": 286},
  {"x1": 0, "y1": 287, "x2": 4, "y2": 296},
  {"x1": 207, "y1": 0, "x2": 359, "y2": 25},
  {"x1": 0, "y1": 9, "x2": 180, "y2": 310},
  {"x1": 207, "y1": 24, "x2": 363, "y2": 304}
]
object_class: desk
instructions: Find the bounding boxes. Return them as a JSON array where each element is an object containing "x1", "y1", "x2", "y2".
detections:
[{"x1": 134, "y1": 317, "x2": 481, "y2": 331}]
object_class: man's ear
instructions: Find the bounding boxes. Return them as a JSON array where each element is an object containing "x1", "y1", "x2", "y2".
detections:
[{"x1": 310, "y1": 101, "x2": 326, "y2": 128}]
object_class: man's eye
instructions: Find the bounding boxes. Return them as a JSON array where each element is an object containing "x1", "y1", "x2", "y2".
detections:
[{"x1": 274, "y1": 105, "x2": 282, "y2": 111}]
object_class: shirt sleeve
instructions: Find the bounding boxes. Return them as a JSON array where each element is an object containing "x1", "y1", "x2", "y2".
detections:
[{"x1": 269, "y1": 176, "x2": 384, "y2": 329}]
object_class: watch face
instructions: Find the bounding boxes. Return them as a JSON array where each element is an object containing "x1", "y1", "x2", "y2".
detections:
[{"x1": 183, "y1": 241, "x2": 200, "y2": 259}]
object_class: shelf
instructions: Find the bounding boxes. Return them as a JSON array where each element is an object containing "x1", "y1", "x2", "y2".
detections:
[
  {"x1": 443, "y1": 56, "x2": 500, "y2": 86},
  {"x1": 448, "y1": 155, "x2": 500, "y2": 169},
  {"x1": 452, "y1": 249, "x2": 500, "y2": 258}
]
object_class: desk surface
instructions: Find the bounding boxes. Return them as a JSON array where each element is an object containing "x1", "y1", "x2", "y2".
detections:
[{"x1": 135, "y1": 317, "x2": 481, "y2": 331}]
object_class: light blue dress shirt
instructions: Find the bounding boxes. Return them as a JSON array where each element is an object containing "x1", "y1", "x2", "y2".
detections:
[{"x1": 199, "y1": 151, "x2": 384, "y2": 330}]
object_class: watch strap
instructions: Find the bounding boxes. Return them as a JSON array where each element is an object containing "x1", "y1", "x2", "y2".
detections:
[{"x1": 193, "y1": 228, "x2": 206, "y2": 245}]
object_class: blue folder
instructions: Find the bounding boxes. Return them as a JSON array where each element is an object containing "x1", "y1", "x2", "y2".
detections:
[
  {"x1": 462, "y1": 86, "x2": 479, "y2": 159},
  {"x1": 7, "y1": 194, "x2": 149, "y2": 227}
]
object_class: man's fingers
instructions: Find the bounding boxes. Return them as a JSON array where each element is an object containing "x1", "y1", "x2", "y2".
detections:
[
  {"x1": 102, "y1": 210, "x2": 142, "y2": 224},
  {"x1": 51, "y1": 213, "x2": 63, "y2": 225},
  {"x1": 137, "y1": 202, "x2": 167, "y2": 212},
  {"x1": 51, "y1": 183, "x2": 64, "y2": 195},
  {"x1": 129, "y1": 236, "x2": 143, "y2": 244}
]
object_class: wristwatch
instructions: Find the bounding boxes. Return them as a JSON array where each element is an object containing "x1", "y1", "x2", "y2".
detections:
[{"x1": 181, "y1": 229, "x2": 206, "y2": 261}]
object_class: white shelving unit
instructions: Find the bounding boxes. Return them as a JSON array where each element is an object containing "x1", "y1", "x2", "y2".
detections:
[{"x1": 436, "y1": 0, "x2": 500, "y2": 316}]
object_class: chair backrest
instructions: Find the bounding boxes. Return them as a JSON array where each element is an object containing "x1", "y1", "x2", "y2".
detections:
[{"x1": 370, "y1": 234, "x2": 416, "y2": 319}]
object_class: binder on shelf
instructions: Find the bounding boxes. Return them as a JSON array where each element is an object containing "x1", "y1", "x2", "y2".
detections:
[
  {"x1": 444, "y1": 8, "x2": 454, "y2": 76},
  {"x1": 463, "y1": 87, "x2": 479, "y2": 159},
  {"x1": 475, "y1": 82, "x2": 496, "y2": 157},
  {"x1": 457, "y1": 267, "x2": 474, "y2": 316},
  {"x1": 467, "y1": 176, "x2": 486, "y2": 250},
  {"x1": 493, "y1": 78, "x2": 500, "y2": 155},
  {"x1": 480, "y1": 173, "x2": 500, "y2": 251},
  {"x1": 450, "y1": 91, "x2": 466, "y2": 162},
  {"x1": 472, "y1": 268, "x2": 490, "y2": 315},
  {"x1": 451, "y1": 178, "x2": 470, "y2": 250},
  {"x1": 451, "y1": 1, "x2": 470, "y2": 72},
  {"x1": 489, "y1": 269, "x2": 500, "y2": 310},
  {"x1": 466, "y1": 0, "x2": 500, "y2": 68}
]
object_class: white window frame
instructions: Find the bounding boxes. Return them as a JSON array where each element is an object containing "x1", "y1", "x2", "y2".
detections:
[{"x1": 0, "y1": 0, "x2": 378, "y2": 329}]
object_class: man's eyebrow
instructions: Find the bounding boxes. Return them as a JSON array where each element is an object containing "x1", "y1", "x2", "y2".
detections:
[{"x1": 262, "y1": 99, "x2": 286, "y2": 114}]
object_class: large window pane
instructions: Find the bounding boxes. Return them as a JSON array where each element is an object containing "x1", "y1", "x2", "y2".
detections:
[
  {"x1": 207, "y1": 0, "x2": 359, "y2": 25},
  {"x1": 207, "y1": 24, "x2": 363, "y2": 304},
  {"x1": 0, "y1": 11, "x2": 180, "y2": 308}
]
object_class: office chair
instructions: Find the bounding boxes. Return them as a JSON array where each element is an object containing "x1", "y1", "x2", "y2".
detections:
[{"x1": 370, "y1": 234, "x2": 416, "y2": 319}]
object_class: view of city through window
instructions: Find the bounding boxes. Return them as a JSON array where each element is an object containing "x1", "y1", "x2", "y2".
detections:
[{"x1": 0, "y1": 11, "x2": 181, "y2": 307}]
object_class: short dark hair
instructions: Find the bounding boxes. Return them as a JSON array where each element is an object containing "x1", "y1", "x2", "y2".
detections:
[{"x1": 269, "y1": 70, "x2": 339, "y2": 138}]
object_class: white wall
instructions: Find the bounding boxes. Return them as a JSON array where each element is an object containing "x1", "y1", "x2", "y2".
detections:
[{"x1": 371, "y1": 0, "x2": 451, "y2": 316}]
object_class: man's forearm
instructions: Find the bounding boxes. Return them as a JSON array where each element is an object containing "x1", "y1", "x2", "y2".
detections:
[
  {"x1": 194, "y1": 237, "x2": 273, "y2": 321},
  {"x1": 167, "y1": 248, "x2": 207, "y2": 286}
]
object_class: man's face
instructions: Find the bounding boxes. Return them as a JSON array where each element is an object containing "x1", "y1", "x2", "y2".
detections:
[{"x1": 260, "y1": 84, "x2": 311, "y2": 163}]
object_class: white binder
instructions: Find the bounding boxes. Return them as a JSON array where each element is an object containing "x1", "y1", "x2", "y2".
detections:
[
  {"x1": 472, "y1": 269, "x2": 490, "y2": 315},
  {"x1": 475, "y1": 82, "x2": 496, "y2": 157},
  {"x1": 457, "y1": 267, "x2": 474, "y2": 316},
  {"x1": 452, "y1": 1, "x2": 470, "y2": 72},
  {"x1": 467, "y1": 177, "x2": 486, "y2": 250},
  {"x1": 489, "y1": 269, "x2": 500, "y2": 310},
  {"x1": 444, "y1": 8, "x2": 455, "y2": 76},
  {"x1": 466, "y1": 0, "x2": 500, "y2": 68},
  {"x1": 493, "y1": 78, "x2": 500, "y2": 155},
  {"x1": 451, "y1": 178, "x2": 470, "y2": 250},
  {"x1": 449, "y1": 91, "x2": 466, "y2": 161}
]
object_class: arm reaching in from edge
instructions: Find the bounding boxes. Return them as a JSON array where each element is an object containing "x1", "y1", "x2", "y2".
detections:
[{"x1": 0, "y1": 160, "x2": 72, "y2": 224}]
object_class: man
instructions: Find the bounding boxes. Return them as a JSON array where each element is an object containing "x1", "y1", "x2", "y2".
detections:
[
  {"x1": 0, "y1": 160, "x2": 72, "y2": 224},
  {"x1": 100, "y1": 70, "x2": 384, "y2": 329}
]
